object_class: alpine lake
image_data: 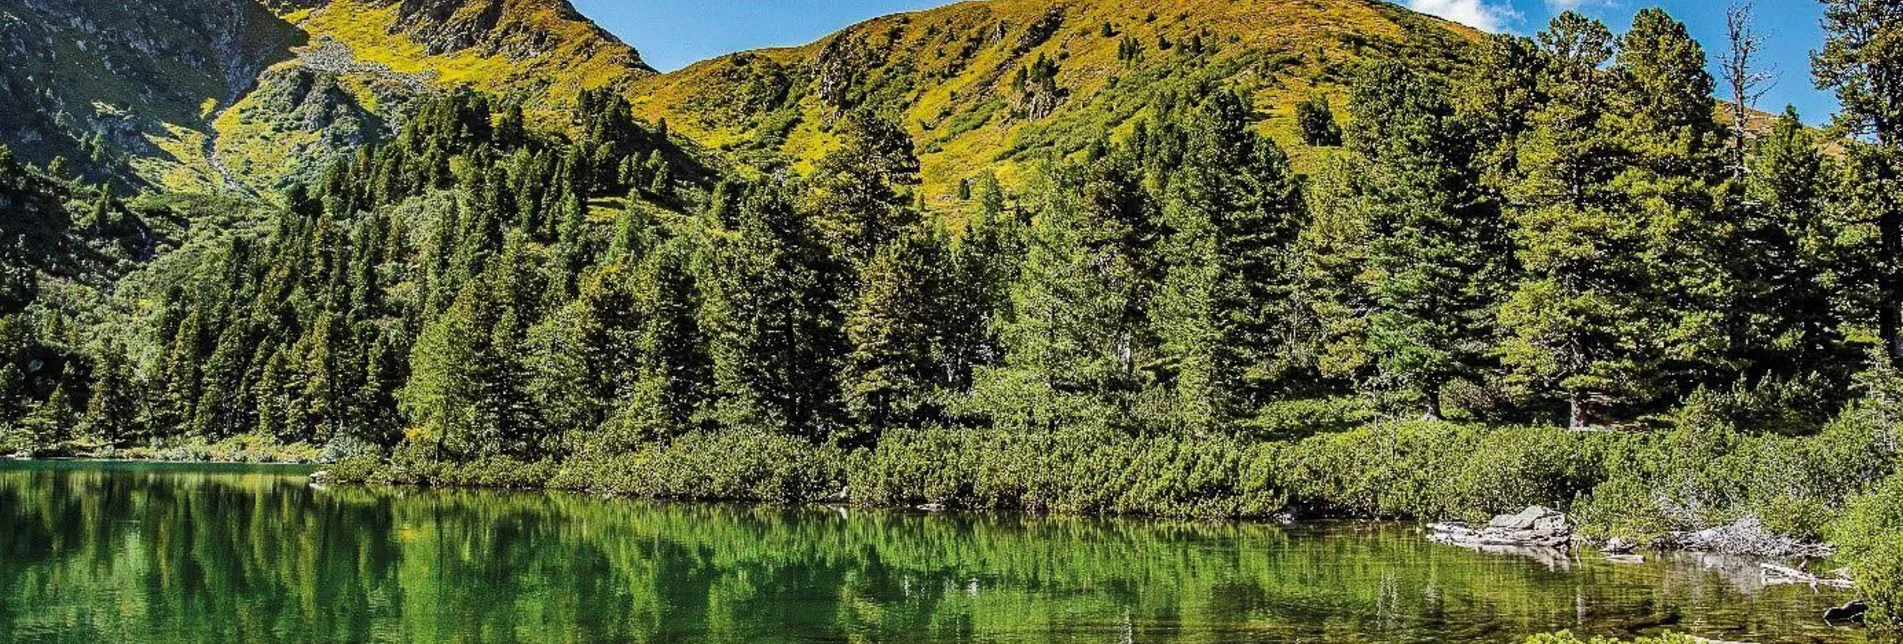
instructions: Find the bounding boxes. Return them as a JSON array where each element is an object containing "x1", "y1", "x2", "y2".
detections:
[{"x1": 0, "y1": 460, "x2": 1875, "y2": 643}]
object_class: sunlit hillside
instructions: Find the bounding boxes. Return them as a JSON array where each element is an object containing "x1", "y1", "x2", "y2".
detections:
[{"x1": 628, "y1": 0, "x2": 1481, "y2": 206}]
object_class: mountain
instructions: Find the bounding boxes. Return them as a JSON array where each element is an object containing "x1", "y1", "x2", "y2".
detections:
[
  {"x1": 627, "y1": 0, "x2": 1481, "y2": 206},
  {"x1": 1, "y1": 0, "x2": 1484, "y2": 197},
  {"x1": 0, "y1": 0, "x2": 651, "y2": 191}
]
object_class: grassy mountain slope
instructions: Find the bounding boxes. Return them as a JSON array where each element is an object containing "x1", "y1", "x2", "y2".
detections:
[
  {"x1": 627, "y1": 0, "x2": 1482, "y2": 206},
  {"x1": 3, "y1": 0, "x2": 1487, "y2": 198},
  {"x1": 1, "y1": 0, "x2": 653, "y2": 192}
]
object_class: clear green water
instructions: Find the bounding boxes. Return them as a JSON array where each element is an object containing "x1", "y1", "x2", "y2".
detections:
[{"x1": 0, "y1": 460, "x2": 1873, "y2": 643}]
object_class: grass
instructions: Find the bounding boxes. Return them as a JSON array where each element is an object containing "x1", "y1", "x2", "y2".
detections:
[{"x1": 290, "y1": 0, "x2": 652, "y2": 106}]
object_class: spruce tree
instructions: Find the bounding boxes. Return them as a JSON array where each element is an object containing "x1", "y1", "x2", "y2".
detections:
[
  {"x1": 704, "y1": 183, "x2": 848, "y2": 440},
  {"x1": 1498, "y1": 12, "x2": 1646, "y2": 429},
  {"x1": 1814, "y1": 0, "x2": 1903, "y2": 358}
]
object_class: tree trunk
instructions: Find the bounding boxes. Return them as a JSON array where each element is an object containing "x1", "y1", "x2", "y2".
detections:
[
  {"x1": 1882, "y1": 124, "x2": 1902, "y2": 360},
  {"x1": 1568, "y1": 393, "x2": 1588, "y2": 431}
]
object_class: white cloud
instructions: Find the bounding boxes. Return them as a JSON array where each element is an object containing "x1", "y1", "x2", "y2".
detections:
[
  {"x1": 1545, "y1": 0, "x2": 1622, "y2": 11},
  {"x1": 1406, "y1": 0, "x2": 1518, "y2": 33}
]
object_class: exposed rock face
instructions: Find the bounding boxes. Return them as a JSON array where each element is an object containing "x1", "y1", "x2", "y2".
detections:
[
  {"x1": 1, "y1": 0, "x2": 653, "y2": 188},
  {"x1": 0, "y1": 0, "x2": 303, "y2": 178},
  {"x1": 1430, "y1": 506, "x2": 1573, "y2": 549},
  {"x1": 378, "y1": 0, "x2": 651, "y2": 69}
]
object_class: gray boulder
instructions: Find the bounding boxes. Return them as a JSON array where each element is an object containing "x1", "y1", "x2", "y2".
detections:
[{"x1": 1431, "y1": 506, "x2": 1572, "y2": 549}]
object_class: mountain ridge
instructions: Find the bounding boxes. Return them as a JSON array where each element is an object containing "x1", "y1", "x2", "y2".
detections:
[
  {"x1": 626, "y1": 0, "x2": 1482, "y2": 204},
  {"x1": 1, "y1": 0, "x2": 1488, "y2": 196}
]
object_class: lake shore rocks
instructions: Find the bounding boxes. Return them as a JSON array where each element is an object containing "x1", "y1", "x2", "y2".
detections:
[{"x1": 1429, "y1": 506, "x2": 1572, "y2": 549}]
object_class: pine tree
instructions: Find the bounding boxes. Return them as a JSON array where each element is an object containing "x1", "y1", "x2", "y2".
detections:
[
  {"x1": 1814, "y1": 0, "x2": 1903, "y2": 358},
  {"x1": 808, "y1": 111, "x2": 922, "y2": 267},
  {"x1": 704, "y1": 183, "x2": 848, "y2": 440},
  {"x1": 401, "y1": 285, "x2": 485, "y2": 461},
  {"x1": 617, "y1": 237, "x2": 713, "y2": 444},
  {"x1": 1498, "y1": 12, "x2": 1647, "y2": 429},
  {"x1": 1612, "y1": 8, "x2": 1735, "y2": 391},
  {"x1": 984, "y1": 151, "x2": 1161, "y2": 432},
  {"x1": 80, "y1": 339, "x2": 139, "y2": 447},
  {"x1": 1296, "y1": 95, "x2": 1343, "y2": 147},
  {"x1": 1329, "y1": 62, "x2": 1508, "y2": 420},
  {"x1": 844, "y1": 226, "x2": 954, "y2": 437},
  {"x1": 1737, "y1": 108, "x2": 1849, "y2": 379},
  {"x1": 1155, "y1": 91, "x2": 1306, "y2": 432},
  {"x1": 1457, "y1": 34, "x2": 1547, "y2": 193},
  {"x1": 22, "y1": 367, "x2": 80, "y2": 447},
  {"x1": 944, "y1": 187, "x2": 1021, "y2": 389}
]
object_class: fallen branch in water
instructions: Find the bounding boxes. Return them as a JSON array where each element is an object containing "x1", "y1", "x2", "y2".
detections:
[{"x1": 1759, "y1": 562, "x2": 1854, "y2": 589}]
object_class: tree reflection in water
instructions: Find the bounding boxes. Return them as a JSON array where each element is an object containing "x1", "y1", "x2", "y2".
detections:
[{"x1": 0, "y1": 461, "x2": 1868, "y2": 643}]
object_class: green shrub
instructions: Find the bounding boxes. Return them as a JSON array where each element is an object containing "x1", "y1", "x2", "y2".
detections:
[
  {"x1": 1835, "y1": 472, "x2": 1903, "y2": 628},
  {"x1": 551, "y1": 429, "x2": 849, "y2": 503},
  {"x1": 1243, "y1": 396, "x2": 1371, "y2": 440},
  {"x1": 1277, "y1": 423, "x2": 1606, "y2": 522},
  {"x1": 848, "y1": 426, "x2": 1285, "y2": 518}
]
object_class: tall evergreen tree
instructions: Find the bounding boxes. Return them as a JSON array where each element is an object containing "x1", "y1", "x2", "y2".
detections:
[
  {"x1": 844, "y1": 226, "x2": 955, "y2": 436},
  {"x1": 1737, "y1": 108, "x2": 1849, "y2": 380},
  {"x1": 1155, "y1": 91, "x2": 1306, "y2": 433},
  {"x1": 617, "y1": 237, "x2": 713, "y2": 444},
  {"x1": 809, "y1": 111, "x2": 922, "y2": 267},
  {"x1": 1814, "y1": 0, "x2": 1903, "y2": 358},
  {"x1": 705, "y1": 184, "x2": 849, "y2": 440},
  {"x1": 1327, "y1": 62, "x2": 1508, "y2": 420},
  {"x1": 1498, "y1": 12, "x2": 1648, "y2": 428},
  {"x1": 1613, "y1": 8, "x2": 1737, "y2": 391}
]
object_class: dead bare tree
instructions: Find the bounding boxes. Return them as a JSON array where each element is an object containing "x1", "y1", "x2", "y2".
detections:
[{"x1": 1721, "y1": 1, "x2": 1778, "y2": 179}]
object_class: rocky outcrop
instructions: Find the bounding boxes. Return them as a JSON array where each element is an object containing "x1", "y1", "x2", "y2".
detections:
[{"x1": 1430, "y1": 506, "x2": 1572, "y2": 549}]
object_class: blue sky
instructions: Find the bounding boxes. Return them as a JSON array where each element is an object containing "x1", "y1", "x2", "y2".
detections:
[{"x1": 572, "y1": 0, "x2": 1837, "y2": 123}]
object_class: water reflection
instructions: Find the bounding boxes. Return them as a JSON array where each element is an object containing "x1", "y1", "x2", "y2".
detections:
[{"x1": 0, "y1": 461, "x2": 1872, "y2": 643}]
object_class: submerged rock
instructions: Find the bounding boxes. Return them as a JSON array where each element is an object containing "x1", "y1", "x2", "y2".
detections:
[
  {"x1": 1824, "y1": 600, "x2": 1868, "y2": 623},
  {"x1": 1430, "y1": 506, "x2": 1572, "y2": 549}
]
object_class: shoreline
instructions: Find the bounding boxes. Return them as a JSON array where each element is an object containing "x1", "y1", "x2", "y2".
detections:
[{"x1": 17, "y1": 455, "x2": 1860, "y2": 581}]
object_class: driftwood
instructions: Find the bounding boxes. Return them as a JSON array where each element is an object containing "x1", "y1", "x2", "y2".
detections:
[
  {"x1": 1759, "y1": 562, "x2": 1854, "y2": 589},
  {"x1": 1666, "y1": 517, "x2": 1835, "y2": 559}
]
